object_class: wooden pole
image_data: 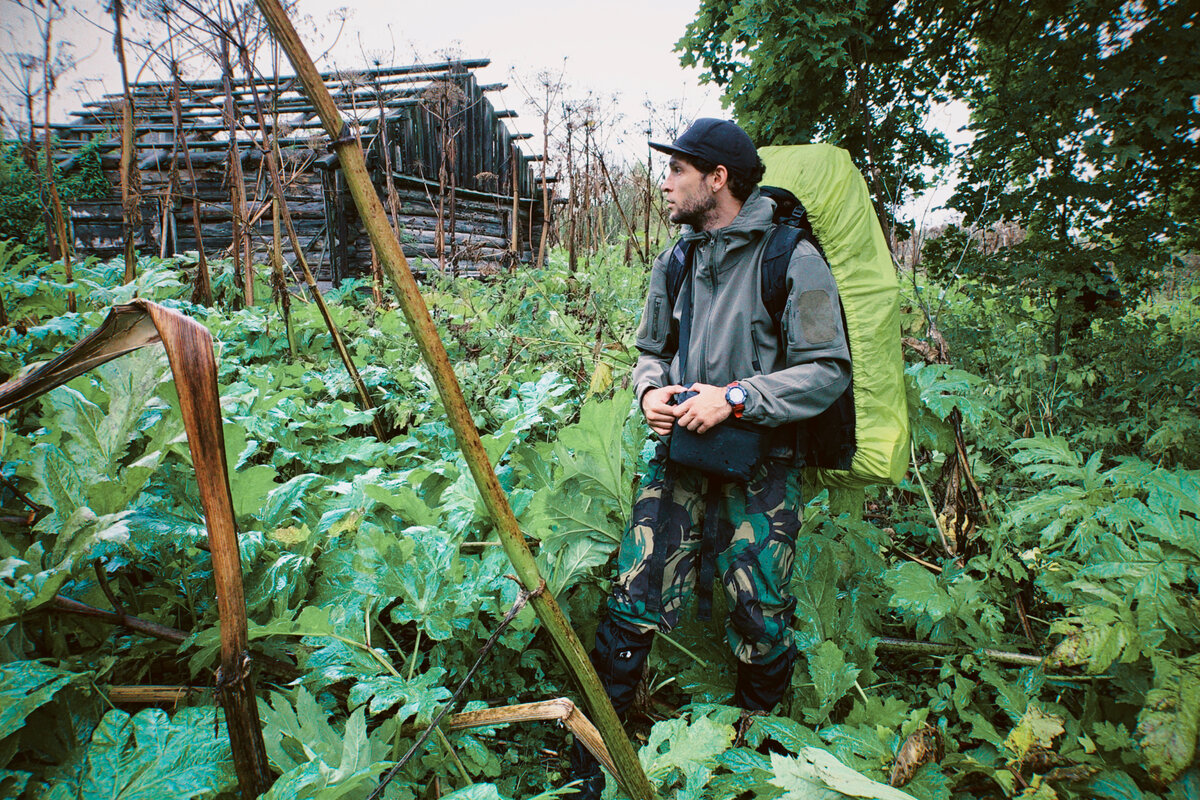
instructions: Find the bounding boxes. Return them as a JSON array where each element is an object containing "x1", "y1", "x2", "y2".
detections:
[
  {"x1": 509, "y1": 142, "x2": 520, "y2": 256},
  {"x1": 234, "y1": 42, "x2": 388, "y2": 442},
  {"x1": 221, "y1": 33, "x2": 252, "y2": 305},
  {"x1": 567, "y1": 119, "x2": 578, "y2": 274},
  {"x1": 111, "y1": 0, "x2": 139, "y2": 284},
  {"x1": 252, "y1": 3, "x2": 655, "y2": 796},
  {"x1": 170, "y1": 56, "x2": 213, "y2": 305}
]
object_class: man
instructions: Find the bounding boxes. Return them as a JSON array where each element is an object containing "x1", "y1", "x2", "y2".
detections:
[{"x1": 569, "y1": 119, "x2": 852, "y2": 797}]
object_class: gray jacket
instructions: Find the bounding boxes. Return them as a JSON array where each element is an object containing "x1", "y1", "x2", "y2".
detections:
[{"x1": 632, "y1": 190, "x2": 851, "y2": 427}]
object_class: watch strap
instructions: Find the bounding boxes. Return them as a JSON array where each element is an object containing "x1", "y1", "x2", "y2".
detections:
[{"x1": 726, "y1": 382, "x2": 746, "y2": 418}]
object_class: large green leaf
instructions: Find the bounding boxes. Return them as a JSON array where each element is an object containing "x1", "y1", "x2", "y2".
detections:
[
  {"x1": 347, "y1": 669, "x2": 451, "y2": 724},
  {"x1": 259, "y1": 689, "x2": 389, "y2": 800},
  {"x1": 74, "y1": 708, "x2": 235, "y2": 799},
  {"x1": 0, "y1": 661, "x2": 81, "y2": 742},
  {"x1": 803, "y1": 641, "x2": 862, "y2": 726},
  {"x1": 259, "y1": 473, "x2": 327, "y2": 529},
  {"x1": 551, "y1": 389, "x2": 637, "y2": 515},
  {"x1": 883, "y1": 563, "x2": 954, "y2": 640},
  {"x1": 640, "y1": 712, "x2": 735, "y2": 798},
  {"x1": 1137, "y1": 657, "x2": 1200, "y2": 784},
  {"x1": 770, "y1": 749, "x2": 918, "y2": 800}
]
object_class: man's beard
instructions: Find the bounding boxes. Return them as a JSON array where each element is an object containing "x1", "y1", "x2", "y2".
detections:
[{"x1": 669, "y1": 191, "x2": 718, "y2": 229}]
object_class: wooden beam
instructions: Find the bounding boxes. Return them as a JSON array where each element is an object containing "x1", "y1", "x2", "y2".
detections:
[{"x1": 108, "y1": 58, "x2": 491, "y2": 94}]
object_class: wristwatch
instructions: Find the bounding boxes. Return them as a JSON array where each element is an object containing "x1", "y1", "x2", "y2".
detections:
[{"x1": 725, "y1": 382, "x2": 748, "y2": 418}]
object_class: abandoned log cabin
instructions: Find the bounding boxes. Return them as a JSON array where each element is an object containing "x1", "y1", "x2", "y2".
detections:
[{"x1": 52, "y1": 58, "x2": 549, "y2": 282}]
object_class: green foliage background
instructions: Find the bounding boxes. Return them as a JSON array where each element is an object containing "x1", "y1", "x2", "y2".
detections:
[{"x1": 0, "y1": 140, "x2": 110, "y2": 250}]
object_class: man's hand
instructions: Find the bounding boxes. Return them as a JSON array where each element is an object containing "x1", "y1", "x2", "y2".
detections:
[
  {"x1": 641, "y1": 384, "x2": 685, "y2": 437},
  {"x1": 674, "y1": 382, "x2": 732, "y2": 434}
]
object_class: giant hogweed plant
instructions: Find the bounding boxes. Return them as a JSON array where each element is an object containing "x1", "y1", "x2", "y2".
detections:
[{"x1": 0, "y1": 247, "x2": 1197, "y2": 798}]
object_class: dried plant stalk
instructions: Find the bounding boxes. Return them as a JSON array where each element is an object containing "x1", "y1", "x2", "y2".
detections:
[
  {"x1": 0, "y1": 300, "x2": 272, "y2": 797},
  {"x1": 252, "y1": 3, "x2": 654, "y2": 797},
  {"x1": 407, "y1": 698, "x2": 618, "y2": 779},
  {"x1": 108, "y1": 685, "x2": 202, "y2": 704}
]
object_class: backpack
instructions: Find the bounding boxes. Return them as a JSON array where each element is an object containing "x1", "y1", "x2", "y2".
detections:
[
  {"x1": 663, "y1": 186, "x2": 857, "y2": 473},
  {"x1": 663, "y1": 144, "x2": 910, "y2": 488},
  {"x1": 759, "y1": 144, "x2": 909, "y2": 488}
]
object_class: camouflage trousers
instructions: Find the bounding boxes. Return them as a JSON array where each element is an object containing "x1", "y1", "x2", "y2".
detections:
[{"x1": 607, "y1": 454, "x2": 803, "y2": 666}]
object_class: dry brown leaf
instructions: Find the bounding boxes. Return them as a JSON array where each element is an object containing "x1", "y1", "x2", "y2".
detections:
[
  {"x1": 0, "y1": 300, "x2": 272, "y2": 796},
  {"x1": 889, "y1": 724, "x2": 944, "y2": 787}
]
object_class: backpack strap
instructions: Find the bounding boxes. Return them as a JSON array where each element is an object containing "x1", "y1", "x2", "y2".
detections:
[
  {"x1": 759, "y1": 224, "x2": 803, "y2": 330},
  {"x1": 758, "y1": 203, "x2": 857, "y2": 474},
  {"x1": 665, "y1": 237, "x2": 694, "y2": 310},
  {"x1": 759, "y1": 185, "x2": 824, "y2": 329}
]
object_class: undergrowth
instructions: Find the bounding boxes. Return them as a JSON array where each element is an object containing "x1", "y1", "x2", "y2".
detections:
[{"x1": 0, "y1": 239, "x2": 1197, "y2": 799}]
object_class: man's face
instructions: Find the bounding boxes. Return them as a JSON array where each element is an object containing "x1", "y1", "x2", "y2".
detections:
[{"x1": 661, "y1": 155, "x2": 717, "y2": 229}]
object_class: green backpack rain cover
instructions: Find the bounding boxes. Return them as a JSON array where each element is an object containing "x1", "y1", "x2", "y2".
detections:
[{"x1": 759, "y1": 144, "x2": 909, "y2": 487}]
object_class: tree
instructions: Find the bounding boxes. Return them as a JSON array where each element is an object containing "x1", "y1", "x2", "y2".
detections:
[
  {"x1": 680, "y1": 0, "x2": 1200, "y2": 353},
  {"x1": 677, "y1": 0, "x2": 968, "y2": 242},
  {"x1": 678, "y1": 0, "x2": 1199, "y2": 254},
  {"x1": 945, "y1": 0, "x2": 1199, "y2": 352},
  {"x1": 950, "y1": 0, "x2": 1200, "y2": 253}
]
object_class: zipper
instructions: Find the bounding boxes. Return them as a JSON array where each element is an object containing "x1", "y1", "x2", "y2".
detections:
[
  {"x1": 750, "y1": 327, "x2": 763, "y2": 374},
  {"x1": 699, "y1": 243, "x2": 717, "y2": 384},
  {"x1": 782, "y1": 296, "x2": 794, "y2": 349},
  {"x1": 650, "y1": 296, "x2": 663, "y2": 341}
]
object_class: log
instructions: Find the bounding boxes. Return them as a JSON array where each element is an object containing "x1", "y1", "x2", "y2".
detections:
[{"x1": 108, "y1": 685, "x2": 203, "y2": 704}]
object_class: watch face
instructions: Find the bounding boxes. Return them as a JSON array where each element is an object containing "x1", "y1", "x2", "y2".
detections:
[{"x1": 728, "y1": 386, "x2": 748, "y2": 405}]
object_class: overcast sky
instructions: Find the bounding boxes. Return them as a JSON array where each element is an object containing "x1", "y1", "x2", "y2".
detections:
[
  {"x1": 3, "y1": 0, "x2": 963, "y2": 218},
  {"x1": 5, "y1": 0, "x2": 727, "y2": 155}
]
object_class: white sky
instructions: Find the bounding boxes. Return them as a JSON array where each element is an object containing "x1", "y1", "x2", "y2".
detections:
[
  {"x1": 4, "y1": 0, "x2": 727, "y2": 156},
  {"x1": 2, "y1": 0, "x2": 964, "y2": 220},
  {"x1": 318, "y1": 0, "x2": 728, "y2": 131}
]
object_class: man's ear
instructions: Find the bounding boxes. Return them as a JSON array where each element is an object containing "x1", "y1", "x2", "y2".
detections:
[{"x1": 708, "y1": 165, "x2": 729, "y2": 193}]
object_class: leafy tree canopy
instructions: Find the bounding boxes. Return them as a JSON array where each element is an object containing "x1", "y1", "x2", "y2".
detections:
[
  {"x1": 678, "y1": 0, "x2": 967, "y2": 228},
  {"x1": 678, "y1": 0, "x2": 1200, "y2": 253},
  {"x1": 951, "y1": 0, "x2": 1200, "y2": 253}
]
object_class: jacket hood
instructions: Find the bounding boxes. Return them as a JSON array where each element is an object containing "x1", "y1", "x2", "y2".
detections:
[{"x1": 679, "y1": 189, "x2": 775, "y2": 244}]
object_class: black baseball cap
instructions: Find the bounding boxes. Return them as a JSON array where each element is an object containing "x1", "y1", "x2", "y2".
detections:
[{"x1": 649, "y1": 118, "x2": 758, "y2": 176}]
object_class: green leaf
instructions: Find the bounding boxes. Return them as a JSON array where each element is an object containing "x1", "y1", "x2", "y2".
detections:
[
  {"x1": 1046, "y1": 608, "x2": 1138, "y2": 673},
  {"x1": 347, "y1": 668, "x2": 451, "y2": 724},
  {"x1": 1136, "y1": 657, "x2": 1200, "y2": 784},
  {"x1": 30, "y1": 443, "x2": 87, "y2": 527},
  {"x1": 0, "y1": 661, "x2": 81, "y2": 741},
  {"x1": 362, "y1": 482, "x2": 437, "y2": 527},
  {"x1": 260, "y1": 473, "x2": 326, "y2": 529},
  {"x1": 1088, "y1": 771, "x2": 1148, "y2": 800},
  {"x1": 884, "y1": 564, "x2": 954, "y2": 639},
  {"x1": 76, "y1": 708, "x2": 235, "y2": 800},
  {"x1": 1004, "y1": 706, "x2": 1065, "y2": 762},
  {"x1": 640, "y1": 712, "x2": 735, "y2": 795},
  {"x1": 232, "y1": 464, "x2": 280, "y2": 520},
  {"x1": 259, "y1": 690, "x2": 390, "y2": 800},
  {"x1": 804, "y1": 641, "x2": 862, "y2": 726},
  {"x1": 531, "y1": 490, "x2": 620, "y2": 594},
  {"x1": 820, "y1": 724, "x2": 892, "y2": 766},
  {"x1": 440, "y1": 785, "x2": 507, "y2": 800},
  {"x1": 260, "y1": 688, "x2": 345, "y2": 772},
  {"x1": 551, "y1": 390, "x2": 636, "y2": 515},
  {"x1": 771, "y1": 748, "x2": 919, "y2": 800},
  {"x1": 751, "y1": 715, "x2": 825, "y2": 755}
]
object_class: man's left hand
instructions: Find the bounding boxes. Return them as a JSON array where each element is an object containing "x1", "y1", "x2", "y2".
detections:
[{"x1": 673, "y1": 382, "x2": 732, "y2": 434}]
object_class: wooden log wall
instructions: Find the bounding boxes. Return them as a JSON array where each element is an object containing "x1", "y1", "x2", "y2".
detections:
[{"x1": 53, "y1": 59, "x2": 548, "y2": 282}]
